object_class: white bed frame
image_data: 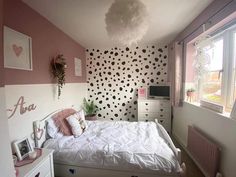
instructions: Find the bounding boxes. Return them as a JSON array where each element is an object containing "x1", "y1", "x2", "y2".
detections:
[{"x1": 33, "y1": 109, "x2": 185, "y2": 177}]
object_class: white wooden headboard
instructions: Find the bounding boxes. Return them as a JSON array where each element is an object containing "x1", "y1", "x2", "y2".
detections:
[
  {"x1": 33, "y1": 108, "x2": 76, "y2": 148},
  {"x1": 33, "y1": 109, "x2": 62, "y2": 148}
]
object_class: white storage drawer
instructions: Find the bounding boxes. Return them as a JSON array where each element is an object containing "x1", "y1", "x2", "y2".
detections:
[
  {"x1": 28, "y1": 157, "x2": 51, "y2": 177},
  {"x1": 17, "y1": 149, "x2": 54, "y2": 177},
  {"x1": 138, "y1": 99, "x2": 171, "y2": 133},
  {"x1": 138, "y1": 113, "x2": 158, "y2": 122},
  {"x1": 138, "y1": 101, "x2": 170, "y2": 113}
]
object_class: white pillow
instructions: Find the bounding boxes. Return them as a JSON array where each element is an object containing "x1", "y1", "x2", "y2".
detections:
[
  {"x1": 75, "y1": 109, "x2": 88, "y2": 130},
  {"x1": 47, "y1": 119, "x2": 63, "y2": 139},
  {"x1": 66, "y1": 115, "x2": 83, "y2": 137}
]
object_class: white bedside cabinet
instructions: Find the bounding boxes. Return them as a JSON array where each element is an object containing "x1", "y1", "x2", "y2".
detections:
[
  {"x1": 138, "y1": 99, "x2": 171, "y2": 133},
  {"x1": 17, "y1": 149, "x2": 54, "y2": 177}
]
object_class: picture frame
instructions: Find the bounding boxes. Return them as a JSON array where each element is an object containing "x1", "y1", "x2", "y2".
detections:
[
  {"x1": 13, "y1": 137, "x2": 33, "y2": 161},
  {"x1": 4, "y1": 26, "x2": 33, "y2": 70},
  {"x1": 230, "y1": 100, "x2": 236, "y2": 120},
  {"x1": 138, "y1": 87, "x2": 147, "y2": 99},
  {"x1": 74, "y1": 57, "x2": 82, "y2": 76}
]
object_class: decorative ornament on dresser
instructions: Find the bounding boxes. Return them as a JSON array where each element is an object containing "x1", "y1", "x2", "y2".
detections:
[
  {"x1": 105, "y1": 0, "x2": 149, "y2": 46},
  {"x1": 51, "y1": 54, "x2": 67, "y2": 99},
  {"x1": 13, "y1": 137, "x2": 33, "y2": 161},
  {"x1": 82, "y1": 98, "x2": 98, "y2": 120},
  {"x1": 138, "y1": 87, "x2": 147, "y2": 99}
]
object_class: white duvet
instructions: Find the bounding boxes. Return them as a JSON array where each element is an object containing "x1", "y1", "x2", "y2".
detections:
[{"x1": 44, "y1": 121, "x2": 181, "y2": 174}]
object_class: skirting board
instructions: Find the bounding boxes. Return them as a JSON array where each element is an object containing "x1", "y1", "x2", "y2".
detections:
[{"x1": 54, "y1": 163, "x2": 181, "y2": 177}]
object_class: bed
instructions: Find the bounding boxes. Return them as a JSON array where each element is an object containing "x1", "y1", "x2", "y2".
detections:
[{"x1": 33, "y1": 109, "x2": 186, "y2": 177}]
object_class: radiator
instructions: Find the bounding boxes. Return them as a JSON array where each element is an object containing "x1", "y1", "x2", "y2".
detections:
[{"x1": 187, "y1": 126, "x2": 220, "y2": 177}]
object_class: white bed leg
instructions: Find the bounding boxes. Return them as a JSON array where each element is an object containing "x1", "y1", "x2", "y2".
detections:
[
  {"x1": 176, "y1": 148, "x2": 181, "y2": 164},
  {"x1": 180, "y1": 163, "x2": 186, "y2": 177}
]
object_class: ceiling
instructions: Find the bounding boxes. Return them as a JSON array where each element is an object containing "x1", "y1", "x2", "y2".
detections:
[{"x1": 22, "y1": 0, "x2": 214, "y2": 48}]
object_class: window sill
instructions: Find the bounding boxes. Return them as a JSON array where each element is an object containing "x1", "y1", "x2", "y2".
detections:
[{"x1": 183, "y1": 101, "x2": 231, "y2": 119}]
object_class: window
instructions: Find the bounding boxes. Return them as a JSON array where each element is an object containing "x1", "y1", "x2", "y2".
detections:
[
  {"x1": 193, "y1": 24, "x2": 236, "y2": 112},
  {"x1": 199, "y1": 38, "x2": 224, "y2": 104}
]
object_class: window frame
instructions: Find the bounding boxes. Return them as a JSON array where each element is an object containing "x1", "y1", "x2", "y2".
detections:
[
  {"x1": 197, "y1": 25, "x2": 236, "y2": 111},
  {"x1": 226, "y1": 27, "x2": 236, "y2": 108}
]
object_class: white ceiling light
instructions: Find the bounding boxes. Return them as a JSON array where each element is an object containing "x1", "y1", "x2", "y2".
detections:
[{"x1": 105, "y1": 0, "x2": 149, "y2": 46}]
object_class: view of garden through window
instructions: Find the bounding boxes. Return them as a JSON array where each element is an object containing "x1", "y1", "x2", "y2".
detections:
[{"x1": 201, "y1": 38, "x2": 223, "y2": 104}]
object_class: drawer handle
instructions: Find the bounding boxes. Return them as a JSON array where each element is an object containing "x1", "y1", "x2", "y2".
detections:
[
  {"x1": 35, "y1": 172, "x2": 40, "y2": 177},
  {"x1": 160, "y1": 120, "x2": 164, "y2": 123},
  {"x1": 145, "y1": 114, "x2": 148, "y2": 116},
  {"x1": 69, "y1": 169, "x2": 76, "y2": 174},
  {"x1": 146, "y1": 108, "x2": 148, "y2": 111},
  {"x1": 145, "y1": 103, "x2": 148, "y2": 105}
]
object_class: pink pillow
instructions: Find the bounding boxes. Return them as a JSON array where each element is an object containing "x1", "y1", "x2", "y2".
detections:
[{"x1": 53, "y1": 109, "x2": 76, "y2": 136}]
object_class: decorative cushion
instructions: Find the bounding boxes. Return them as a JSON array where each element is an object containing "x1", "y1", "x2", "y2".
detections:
[
  {"x1": 46, "y1": 119, "x2": 63, "y2": 139},
  {"x1": 66, "y1": 115, "x2": 83, "y2": 137},
  {"x1": 74, "y1": 109, "x2": 88, "y2": 130},
  {"x1": 53, "y1": 109, "x2": 76, "y2": 136}
]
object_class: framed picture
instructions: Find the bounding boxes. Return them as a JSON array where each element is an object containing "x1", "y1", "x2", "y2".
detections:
[
  {"x1": 74, "y1": 57, "x2": 82, "y2": 76},
  {"x1": 13, "y1": 137, "x2": 33, "y2": 161},
  {"x1": 230, "y1": 100, "x2": 236, "y2": 120},
  {"x1": 138, "y1": 87, "x2": 147, "y2": 99},
  {"x1": 4, "y1": 26, "x2": 33, "y2": 70}
]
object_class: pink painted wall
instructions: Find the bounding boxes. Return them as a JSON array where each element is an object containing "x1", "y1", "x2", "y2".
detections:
[
  {"x1": 3, "y1": 0, "x2": 86, "y2": 85},
  {"x1": 0, "y1": 0, "x2": 4, "y2": 87}
]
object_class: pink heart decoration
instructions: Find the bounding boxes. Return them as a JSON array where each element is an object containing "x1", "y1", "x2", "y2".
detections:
[
  {"x1": 12, "y1": 44, "x2": 23, "y2": 57},
  {"x1": 36, "y1": 128, "x2": 44, "y2": 140}
]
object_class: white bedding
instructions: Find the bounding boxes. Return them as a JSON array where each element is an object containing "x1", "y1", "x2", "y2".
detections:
[{"x1": 44, "y1": 121, "x2": 181, "y2": 174}]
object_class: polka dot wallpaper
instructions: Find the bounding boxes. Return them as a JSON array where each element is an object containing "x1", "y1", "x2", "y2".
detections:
[{"x1": 86, "y1": 45, "x2": 168, "y2": 121}]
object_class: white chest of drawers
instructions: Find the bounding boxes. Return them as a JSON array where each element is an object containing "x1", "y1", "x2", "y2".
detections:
[
  {"x1": 17, "y1": 149, "x2": 54, "y2": 177},
  {"x1": 138, "y1": 99, "x2": 171, "y2": 133}
]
